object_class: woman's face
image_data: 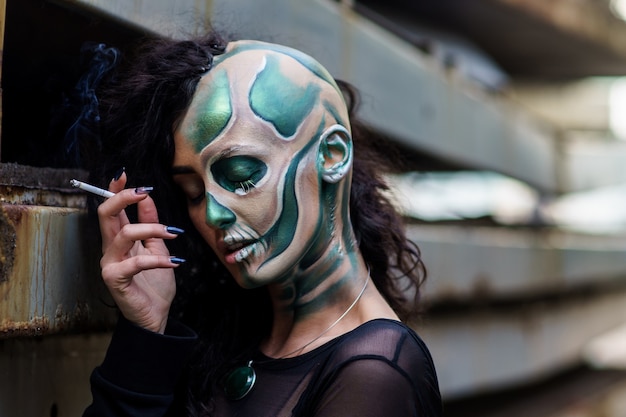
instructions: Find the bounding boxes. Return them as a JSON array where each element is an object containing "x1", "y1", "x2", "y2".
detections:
[{"x1": 172, "y1": 41, "x2": 350, "y2": 288}]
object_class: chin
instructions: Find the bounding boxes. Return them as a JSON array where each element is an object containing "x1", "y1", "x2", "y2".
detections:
[
  {"x1": 228, "y1": 265, "x2": 270, "y2": 289},
  {"x1": 233, "y1": 261, "x2": 296, "y2": 289}
]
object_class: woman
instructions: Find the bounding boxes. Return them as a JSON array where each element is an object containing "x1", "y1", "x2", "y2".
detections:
[{"x1": 83, "y1": 32, "x2": 442, "y2": 416}]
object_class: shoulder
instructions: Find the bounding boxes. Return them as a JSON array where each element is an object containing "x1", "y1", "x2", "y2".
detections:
[
  {"x1": 321, "y1": 319, "x2": 439, "y2": 391},
  {"x1": 332, "y1": 319, "x2": 434, "y2": 365},
  {"x1": 300, "y1": 320, "x2": 442, "y2": 416}
]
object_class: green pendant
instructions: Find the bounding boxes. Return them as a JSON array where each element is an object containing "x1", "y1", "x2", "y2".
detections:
[{"x1": 224, "y1": 361, "x2": 257, "y2": 400}]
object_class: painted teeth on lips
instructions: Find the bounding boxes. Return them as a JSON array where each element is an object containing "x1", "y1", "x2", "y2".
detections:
[
  {"x1": 234, "y1": 243, "x2": 256, "y2": 263},
  {"x1": 228, "y1": 241, "x2": 246, "y2": 251},
  {"x1": 223, "y1": 240, "x2": 256, "y2": 263},
  {"x1": 222, "y1": 236, "x2": 259, "y2": 263}
]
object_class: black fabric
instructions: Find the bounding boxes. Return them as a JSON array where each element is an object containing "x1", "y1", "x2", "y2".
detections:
[
  {"x1": 83, "y1": 317, "x2": 198, "y2": 417},
  {"x1": 84, "y1": 319, "x2": 442, "y2": 417}
]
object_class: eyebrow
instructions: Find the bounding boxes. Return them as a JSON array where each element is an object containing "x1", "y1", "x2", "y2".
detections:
[{"x1": 171, "y1": 166, "x2": 197, "y2": 176}]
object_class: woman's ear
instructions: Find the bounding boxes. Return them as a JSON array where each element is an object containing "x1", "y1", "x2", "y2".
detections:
[{"x1": 318, "y1": 125, "x2": 353, "y2": 184}]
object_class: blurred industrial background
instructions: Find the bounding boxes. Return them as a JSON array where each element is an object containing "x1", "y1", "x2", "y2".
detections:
[{"x1": 3, "y1": 0, "x2": 626, "y2": 415}]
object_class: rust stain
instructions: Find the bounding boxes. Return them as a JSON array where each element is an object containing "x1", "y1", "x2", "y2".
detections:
[
  {"x1": 0, "y1": 205, "x2": 32, "y2": 330},
  {"x1": 0, "y1": 184, "x2": 87, "y2": 208},
  {"x1": 53, "y1": 302, "x2": 94, "y2": 333},
  {"x1": 0, "y1": 202, "x2": 116, "y2": 337},
  {"x1": 0, "y1": 203, "x2": 19, "y2": 282},
  {"x1": 0, "y1": 316, "x2": 49, "y2": 337}
]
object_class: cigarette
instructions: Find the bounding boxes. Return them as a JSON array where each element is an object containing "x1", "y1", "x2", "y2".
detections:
[{"x1": 70, "y1": 179, "x2": 115, "y2": 198}]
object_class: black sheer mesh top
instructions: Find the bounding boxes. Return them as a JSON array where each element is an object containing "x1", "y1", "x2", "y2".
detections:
[{"x1": 213, "y1": 319, "x2": 442, "y2": 417}]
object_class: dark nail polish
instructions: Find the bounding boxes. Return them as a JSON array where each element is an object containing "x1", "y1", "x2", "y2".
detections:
[
  {"x1": 170, "y1": 257, "x2": 186, "y2": 264},
  {"x1": 113, "y1": 167, "x2": 125, "y2": 181},
  {"x1": 166, "y1": 226, "x2": 185, "y2": 235},
  {"x1": 135, "y1": 186, "x2": 154, "y2": 195}
]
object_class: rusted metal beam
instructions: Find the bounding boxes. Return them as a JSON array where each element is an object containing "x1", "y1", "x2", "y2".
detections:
[
  {"x1": 0, "y1": 165, "x2": 119, "y2": 337},
  {"x1": 0, "y1": 203, "x2": 115, "y2": 337},
  {"x1": 0, "y1": 172, "x2": 115, "y2": 338}
]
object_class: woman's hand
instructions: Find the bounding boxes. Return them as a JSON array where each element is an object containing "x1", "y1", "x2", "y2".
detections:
[{"x1": 97, "y1": 173, "x2": 183, "y2": 334}]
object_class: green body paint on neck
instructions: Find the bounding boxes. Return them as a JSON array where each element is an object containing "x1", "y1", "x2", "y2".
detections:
[
  {"x1": 250, "y1": 55, "x2": 320, "y2": 138},
  {"x1": 187, "y1": 69, "x2": 233, "y2": 152}
]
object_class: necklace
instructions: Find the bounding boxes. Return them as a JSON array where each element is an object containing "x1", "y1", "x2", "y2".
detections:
[{"x1": 223, "y1": 273, "x2": 370, "y2": 400}]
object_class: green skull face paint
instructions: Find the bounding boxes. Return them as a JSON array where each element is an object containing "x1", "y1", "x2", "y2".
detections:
[
  {"x1": 185, "y1": 68, "x2": 233, "y2": 152},
  {"x1": 250, "y1": 54, "x2": 321, "y2": 138},
  {"x1": 173, "y1": 40, "x2": 352, "y2": 288}
]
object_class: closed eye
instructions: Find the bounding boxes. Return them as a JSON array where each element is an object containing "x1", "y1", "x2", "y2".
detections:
[
  {"x1": 211, "y1": 155, "x2": 267, "y2": 195},
  {"x1": 234, "y1": 179, "x2": 257, "y2": 195}
]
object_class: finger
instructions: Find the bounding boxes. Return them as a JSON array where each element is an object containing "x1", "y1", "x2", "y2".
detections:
[
  {"x1": 98, "y1": 188, "x2": 152, "y2": 250},
  {"x1": 109, "y1": 171, "x2": 131, "y2": 225},
  {"x1": 109, "y1": 170, "x2": 127, "y2": 194},
  {"x1": 137, "y1": 194, "x2": 159, "y2": 224},
  {"x1": 99, "y1": 187, "x2": 152, "y2": 219},
  {"x1": 143, "y1": 225, "x2": 185, "y2": 258},
  {"x1": 136, "y1": 195, "x2": 186, "y2": 253},
  {"x1": 101, "y1": 254, "x2": 181, "y2": 288},
  {"x1": 100, "y1": 172, "x2": 130, "y2": 242},
  {"x1": 144, "y1": 229, "x2": 176, "y2": 254},
  {"x1": 107, "y1": 223, "x2": 180, "y2": 258}
]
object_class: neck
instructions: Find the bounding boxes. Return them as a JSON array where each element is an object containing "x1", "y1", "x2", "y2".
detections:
[{"x1": 262, "y1": 245, "x2": 371, "y2": 357}]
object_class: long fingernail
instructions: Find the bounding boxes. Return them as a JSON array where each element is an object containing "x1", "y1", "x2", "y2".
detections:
[
  {"x1": 165, "y1": 226, "x2": 185, "y2": 235},
  {"x1": 112, "y1": 167, "x2": 125, "y2": 181},
  {"x1": 170, "y1": 257, "x2": 186, "y2": 264},
  {"x1": 135, "y1": 186, "x2": 154, "y2": 195}
]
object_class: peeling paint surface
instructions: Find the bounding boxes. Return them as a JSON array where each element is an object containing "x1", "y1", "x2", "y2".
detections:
[
  {"x1": 0, "y1": 201, "x2": 16, "y2": 282},
  {"x1": 0, "y1": 204, "x2": 115, "y2": 337}
]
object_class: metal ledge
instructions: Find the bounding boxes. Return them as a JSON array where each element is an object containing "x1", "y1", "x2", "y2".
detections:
[
  {"x1": 0, "y1": 203, "x2": 114, "y2": 337},
  {"x1": 418, "y1": 289, "x2": 626, "y2": 399},
  {"x1": 358, "y1": 0, "x2": 626, "y2": 79},
  {"x1": 410, "y1": 224, "x2": 626, "y2": 302},
  {"x1": 561, "y1": 139, "x2": 626, "y2": 192}
]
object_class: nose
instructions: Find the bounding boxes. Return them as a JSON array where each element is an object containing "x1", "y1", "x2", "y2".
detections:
[{"x1": 206, "y1": 192, "x2": 236, "y2": 229}]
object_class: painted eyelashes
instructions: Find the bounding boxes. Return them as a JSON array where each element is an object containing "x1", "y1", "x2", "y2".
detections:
[{"x1": 234, "y1": 179, "x2": 257, "y2": 195}]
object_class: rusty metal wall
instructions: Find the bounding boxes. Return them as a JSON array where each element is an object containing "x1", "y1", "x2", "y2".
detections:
[
  {"x1": 0, "y1": 163, "x2": 116, "y2": 414},
  {"x1": 0, "y1": 164, "x2": 116, "y2": 337},
  {"x1": 0, "y1": 204, "x2": 115, "y2": 336}
]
